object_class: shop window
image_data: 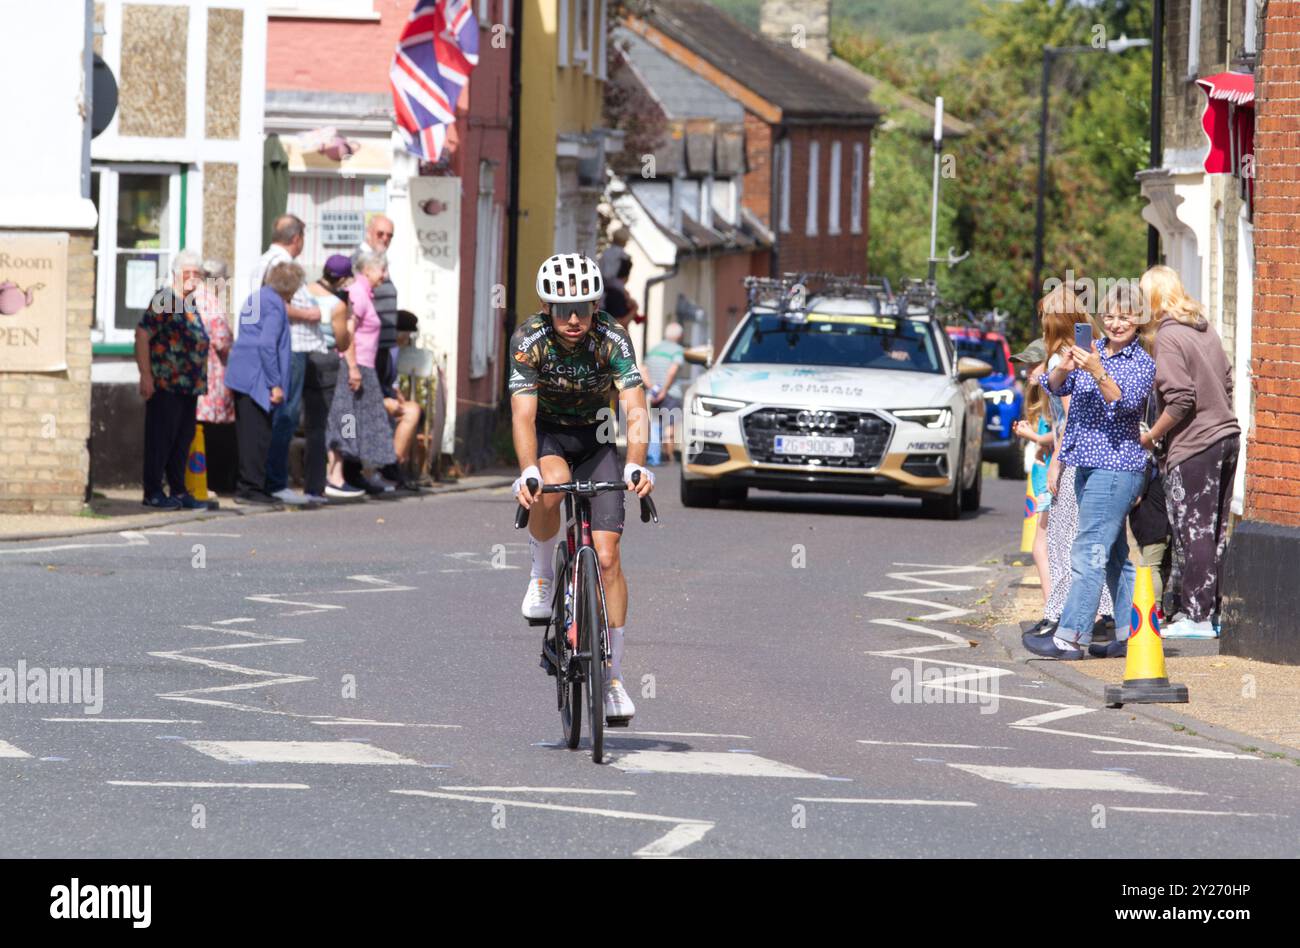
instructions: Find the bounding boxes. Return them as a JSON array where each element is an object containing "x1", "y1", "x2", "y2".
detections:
[{"x1": 91, "y1": 164, "x2": 181, "y2": 344}]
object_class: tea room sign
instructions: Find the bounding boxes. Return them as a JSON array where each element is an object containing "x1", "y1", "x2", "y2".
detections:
[{"x1": 0, "y1": 232, "x2": 68, "y2": 372}]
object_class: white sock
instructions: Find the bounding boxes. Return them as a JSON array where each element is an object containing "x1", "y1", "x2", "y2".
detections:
[
  {"x1": 530, "y1": 532, "x2": 559, "y2": 580},
  {"x1": 609, "y1": 625, "x2": 625, "y2": 683}
]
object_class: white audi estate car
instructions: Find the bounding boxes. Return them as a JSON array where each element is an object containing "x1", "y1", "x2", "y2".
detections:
[{"x1": 679, "y1": 282, "x2": 993, "y2": 519}]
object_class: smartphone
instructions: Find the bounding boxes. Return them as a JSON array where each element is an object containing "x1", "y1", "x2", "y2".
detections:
[{"x1": 1074, "y1": 322, "x2": 1094, "y2": 351}]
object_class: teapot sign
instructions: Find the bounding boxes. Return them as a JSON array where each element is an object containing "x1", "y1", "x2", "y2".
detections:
[{"x1": 0, "y1": 233, "x2": 67, "y2": 372}]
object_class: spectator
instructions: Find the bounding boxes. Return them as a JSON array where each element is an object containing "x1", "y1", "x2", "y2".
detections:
[
  {"x1": 599, "y1": 226, "x2": 631, "y2": 287},
  {"x1": 382, "y1": 309, "x2": 424, "y2": 488},
  {"x1": 1010, "y1": 341, "x2": 1053, "y2": 608},
  {"x1": 134, "y1": 250, "x2": 209, "y2": 509},
  {"x1": 304, "y1": 255, "x2": 363, "y2": 501},
  {"x1": 1139, "y1": 265, "x2": 1241, "y2": 639},
  {"x1": 327, "y1": 251, "x2": 398, "y2": 492},
  {"x1": 225, "y1": 263, "x2": 302, "y2": 506},
  {"x1": 251, "y1": 214, "x2": 318, "y2": 506},
  {"x1": 1027, "y1": 297, "x2": 1118, "y2": 640},
  {"x1": 195, "y1": 259, "x2": 234, "y2": 496},
  {"x1": 353, "y1": 214, "x2": 398, "y2": 393},
  {"x1": 1026, "y1": 281, "x2": 1152, "y2": 660},
  {"x1": 644, "y1": 321, "x2": 686, "y2": 464}
]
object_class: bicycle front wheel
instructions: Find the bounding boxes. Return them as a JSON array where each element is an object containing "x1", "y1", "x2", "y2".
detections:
[
  {"x1": 552, "y1": 550, "x2": 582, "y2": 750},
  {"x1": 577, "y1": 551, "x2": 607, "y2": 764}
]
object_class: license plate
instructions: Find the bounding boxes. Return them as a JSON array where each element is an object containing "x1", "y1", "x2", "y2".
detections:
[{"x1": 773, "y1": 435, "x2": 855, "y2": 458}]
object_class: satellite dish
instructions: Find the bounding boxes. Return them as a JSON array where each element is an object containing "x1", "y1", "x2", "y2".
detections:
[{"x1": 91, "y1": 54, "x2": 118, "y2": 139}]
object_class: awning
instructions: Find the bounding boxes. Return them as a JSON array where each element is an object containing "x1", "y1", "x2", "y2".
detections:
[{"x1": 1197, "y1": 72, "x2": 1254, "y2": 176}]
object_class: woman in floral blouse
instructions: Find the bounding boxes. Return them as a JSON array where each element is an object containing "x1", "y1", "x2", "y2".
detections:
[{"x1": 196, "y1": 260, "x2": 234, "y2": 425}]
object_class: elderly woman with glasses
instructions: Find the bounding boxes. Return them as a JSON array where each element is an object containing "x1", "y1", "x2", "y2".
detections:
[{"x1": 1024, "y1": 283, "x2": 1156, "y2": 660}]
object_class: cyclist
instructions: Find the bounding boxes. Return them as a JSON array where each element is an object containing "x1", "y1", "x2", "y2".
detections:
[{"x1": 511, "y1": 253, "x2": 656, "y2": 725}]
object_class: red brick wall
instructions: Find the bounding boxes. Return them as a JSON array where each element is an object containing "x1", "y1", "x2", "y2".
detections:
[
  {"x1": 1247, "y1": 1, "x2": 1300, "y2": 526},
  {"x1": 266, "y1": 8, "x2": 407, "y2": 93},
  {"x1": 742, "y1": 114, "x2": 772, "y2": 226},
  {"x1": 773, "y1": 124, "x2": 871, "y2": 276}
]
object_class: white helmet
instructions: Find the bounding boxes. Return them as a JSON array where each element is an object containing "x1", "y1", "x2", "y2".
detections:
[{"x1": 536, "y1": 253, "x2": 604, "y2": 304}]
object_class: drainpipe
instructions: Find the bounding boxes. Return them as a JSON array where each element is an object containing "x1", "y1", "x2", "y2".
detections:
[
  {"x1": 1148, "y1": 0, "x2": 1164, "y2": 267},
  {"x1": 502, "y1": 0, "x2": 524, "y2": 403}
]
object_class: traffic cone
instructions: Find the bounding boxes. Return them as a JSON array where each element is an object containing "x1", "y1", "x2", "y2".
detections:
[
  {"x1": 1104, "y1": 565, "x2": 1188, "y2": 707},
  {"x1": 185, "y1": 423, "x2": 218, "y2": 510},
  {"x1": 1019, "y1": 471, "x2": 1037, "y2": 553}
]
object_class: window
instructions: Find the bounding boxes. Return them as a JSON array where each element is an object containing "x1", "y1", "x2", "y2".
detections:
[
  {"x1": 699, "y1": 177, "x2": 712, "y2": 223},
  {"x1": 711, "y1": 177, "x2": 738, "y2": 225},
  {"x1": 573, "y1": 0, "x2": 593, "y2": 70},
  {"x1": 806, "y1": 140, "x2": 819, "y2": 236},
  {"x1": 1244, "y1": 0, "x2": 1258, "y2": 55},
  {"x1": 90, "y1": 164, "x2": 182, "y2": 344},
  {"x1": 828, "y1": 141, "x2": 842, "y2": 235},
  {"x1": 850, "y1": 143, "x2": 864, "y2": 235},
  {"x1": 471, "y1": 161, "x2": 502, "y2": 379},
  {"x1": 778, "y1": 138, "x2": 791, "y2": 233},
  {"x1": 596, "y1": 0, "x2": 608, "y2": 80},
  {"x1": 1187, "y1": 0, "x2": 1202, "y2": 78}
]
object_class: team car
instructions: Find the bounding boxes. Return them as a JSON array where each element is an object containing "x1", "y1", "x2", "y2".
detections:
[{"x1": 679, "y1": 277, "x2": 993, "y2": 519}]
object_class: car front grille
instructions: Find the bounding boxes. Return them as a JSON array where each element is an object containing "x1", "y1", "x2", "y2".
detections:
[{"x1": 742, "y1": 407, "x2": 893, "y2": 469}]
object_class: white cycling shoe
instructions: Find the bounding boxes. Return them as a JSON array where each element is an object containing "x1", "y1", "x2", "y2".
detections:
[
  {"x1": 604, "y1": 678, "x2": 636, "y2": 724},
  {"x1": 521, "y1": 577, "x2": 552, "y2": 621}
]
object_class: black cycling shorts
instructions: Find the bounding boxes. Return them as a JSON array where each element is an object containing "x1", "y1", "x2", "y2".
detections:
[{"x1": 536, "y1": 421, "x2": 624, "y2": 535}]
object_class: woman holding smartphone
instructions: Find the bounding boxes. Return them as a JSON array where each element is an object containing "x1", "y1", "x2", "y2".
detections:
[{"x1": 1025, "y1": 282, "x2": 1155, "y2": 660}]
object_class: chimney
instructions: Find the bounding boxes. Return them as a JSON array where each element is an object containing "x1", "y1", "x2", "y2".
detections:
[{"x1": 760, "y1": 0, "x2": 831, "y2": 61}]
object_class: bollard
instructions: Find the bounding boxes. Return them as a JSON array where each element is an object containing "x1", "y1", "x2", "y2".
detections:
[{"x1": 185, "y1": 423, "x2": 218, "y2": 510}]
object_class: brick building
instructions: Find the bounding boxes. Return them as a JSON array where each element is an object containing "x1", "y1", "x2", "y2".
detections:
[
  {"x1": 624, "y1": 0, "x2": 882, "y2": 284},
  {"x1": 1221, "y1": 0, "x2": 1300, "y2": 664},
  {"x1": 1, "y1": 2, "x2": 108, "y2": 513}
]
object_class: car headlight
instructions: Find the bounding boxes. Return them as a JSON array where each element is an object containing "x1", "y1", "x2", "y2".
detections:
[
  {"x1": 983, "y1": 389, "x2": 1016, "y2": 407},
  {"x1": 892, "y1": 408, "x2": 952, "y2": 430},
  {"x1": 692, "y1": 395, "x2": 749, "y2": 417}
]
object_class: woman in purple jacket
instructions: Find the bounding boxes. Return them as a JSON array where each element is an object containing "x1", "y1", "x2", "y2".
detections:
[
  {"x1": 225, "y1": 262, "x2": 301, "y2": 505},
  {"x1": 1139, "y1": 265, "x2": 1241, "y2": 639}
]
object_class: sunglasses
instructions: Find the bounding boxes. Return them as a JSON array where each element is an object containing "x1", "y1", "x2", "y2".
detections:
[{"x1": 552, "y1": 303, "x2": 591, "y2": 319}]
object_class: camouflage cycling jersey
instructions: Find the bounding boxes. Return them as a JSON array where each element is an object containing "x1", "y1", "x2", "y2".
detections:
[{"x1": 508, "y1": 310, "x2": 643, "y2": 426}]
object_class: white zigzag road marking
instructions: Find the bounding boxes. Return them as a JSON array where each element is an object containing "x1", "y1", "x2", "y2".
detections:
[
  {"x1": 0, "y1": 530, "x2": 149, "y2": 556},
  {"x1": 246, "y1": 575, "x2": 417, "y2": 614},
  {"x1": 863, "y1": 563, "x2": 1250, "y2": 759}
]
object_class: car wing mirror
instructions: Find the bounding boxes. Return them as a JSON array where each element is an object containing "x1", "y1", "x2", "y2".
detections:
[
  {"x1": 957, "y1": 356, "x2": 993, "y2": 382},
  {"x1": 683, "y1": 345, "x2": 713, "y2": 368}
]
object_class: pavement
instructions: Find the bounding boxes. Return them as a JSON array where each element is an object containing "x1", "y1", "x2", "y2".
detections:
[{"x1": 3, "y1": 466, "x2": 1299, "y2": 858}]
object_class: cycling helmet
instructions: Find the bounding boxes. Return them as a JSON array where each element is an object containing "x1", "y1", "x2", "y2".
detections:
[{"x1": 536, "y1": 253, "x2": 604, "y2": 304}]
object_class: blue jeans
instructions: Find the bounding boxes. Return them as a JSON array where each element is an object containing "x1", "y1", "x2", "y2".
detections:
[
  {"x1": 265, "y1": 351, "x2": 307, "y2": 493},
  {"x1": 1058, "y1": 466, "x2": 1145, "y2": 646}
]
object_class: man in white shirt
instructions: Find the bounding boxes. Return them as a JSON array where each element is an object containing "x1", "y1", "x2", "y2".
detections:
[{"x1": 250, "y1": 214, "x2": 321, "y2": 506}]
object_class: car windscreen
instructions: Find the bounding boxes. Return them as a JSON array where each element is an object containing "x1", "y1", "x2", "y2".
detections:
[
  {"x1": 724, "y1": 312, "x2": 943, "y2": 374},
  {"x1": 951, "y1": 336, "x2": 1009, "y2": 375}
]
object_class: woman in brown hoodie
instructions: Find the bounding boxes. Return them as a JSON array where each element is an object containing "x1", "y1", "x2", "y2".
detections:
[{"x1": 1138, "y1": 265, "x2": 1241, "y2": 639}]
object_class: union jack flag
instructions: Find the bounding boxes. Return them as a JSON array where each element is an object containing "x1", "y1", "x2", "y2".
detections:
[{"x1": 389, "y1": 0, "x2": 480, "y2": 162}]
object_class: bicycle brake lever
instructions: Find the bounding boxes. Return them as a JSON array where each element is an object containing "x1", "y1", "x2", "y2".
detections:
[{"x1": 640, "y1": 496, "x2": 658, "y2": 525}]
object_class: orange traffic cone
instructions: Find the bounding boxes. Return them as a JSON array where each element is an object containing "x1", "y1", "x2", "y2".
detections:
[
  {"x1": 185, "y1": 423, "x2": 218, "y2": 510},
  {"x1": 1105, "y1": 565, "x2": 1187, "y2": 707}
]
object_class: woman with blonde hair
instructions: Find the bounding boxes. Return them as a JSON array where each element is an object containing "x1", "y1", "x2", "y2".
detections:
[
  {"x1": 1138, "y1": 265, "x2": 1240, "y2": 639},
  {"x1": 1026, "y1": 281, "x2": 1154, "y2": 660},
  {"x1": 1021, "y1": 285, "x2": 1114, "y2": 639}
]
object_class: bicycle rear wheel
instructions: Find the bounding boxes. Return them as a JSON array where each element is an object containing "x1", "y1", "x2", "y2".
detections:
[{"x1": 577, "y1": 551, "x2": 607, "y2": 764}]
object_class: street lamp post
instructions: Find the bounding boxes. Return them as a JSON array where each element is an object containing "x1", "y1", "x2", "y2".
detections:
[{"x1": 1030, "y1": 36, "x2": 1151, "y2": 335}]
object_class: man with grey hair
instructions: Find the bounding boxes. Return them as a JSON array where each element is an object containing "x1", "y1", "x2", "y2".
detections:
[
  {"x1": 251, "y1": 214, "x2": 319, "y2": 505},
  {"x1": 134, "y1": 250, "x2": 210, "y2": 509},
  {"x1": 643, "y1": 321, "x2": 687, "y2": 464}
]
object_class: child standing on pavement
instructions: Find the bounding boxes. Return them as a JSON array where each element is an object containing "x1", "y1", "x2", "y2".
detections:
[{"x1": 1013, "y1": 363, "x2": 1056, "y2": 606}]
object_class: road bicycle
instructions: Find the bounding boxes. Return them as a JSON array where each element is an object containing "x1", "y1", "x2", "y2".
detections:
[{"x1": 514, "y1": 474, "x2": 658, "y2": 764}]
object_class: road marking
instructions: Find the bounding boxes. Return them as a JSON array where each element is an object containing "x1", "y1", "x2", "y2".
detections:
[
  {"x1": 185, "y1": 740, "x2": 418, "y2": 765},
  {"x1": 43, "y1": 718, "x2": 203, "y2": 724},
  {"x1": 0, "y1": 740, "x2": 33, "y2": 758},
  {"x1": 1014, "y1": 725, "x2": 1256, "y2": 759},
  {"x1": 107, "y1": 780, "x2": 309, "y2": 790},
  {"x1": 310, "y1": 720, "x2": 461, "y2": 728},
  {"x1": 608, "y1": 750, "x2": 828, "y2": 779},
  {"x1": 1009, "y1": 706, "x2": 1096, "y2": 727},
  {"x1": 621, "y1": 731, "x2": 754, "y2": 740},
  {"x1": 857, "y1": 740, "x2": 1012, "y2": 750},
  {"x1": 393, "y1": 789, "x2": 714, "y2": 858},
  {"x1": 948, "y1": 764, "x2": 1203, "y2": 795},
  {"x1": 795, "y1": 797, "x2": 977, "y2": 807},
  {"x1": 143, "y1": 530, "x2": 242, "y2": 538},
  {"x1": 865, "y1": 563, "x2": 989, "y2": 623},
  {"x1": 244, "y1": 593, "x2": 346, "y2": 616},
  {"x1": 212, "y1": 618, "x2": 255, "y2": 625},
  {"x1": 0, "y1": 530, "x2": 149, "y2": 555},
  {"x1": 1109, "y1": 806, "x2": 1280, "y2": 818},
  {"x1": 1090, "y1": 750, "x2": 1262, "y2": 759},
  {"x1": 634, "y1": 823, "x2": 713, "y2": 858},
  {"x1": 438, "y1": 786, "x2": 636, "y2": 796},
  {"x1": 327, "y1": 574, "x2": 419, "y2": 593}
]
